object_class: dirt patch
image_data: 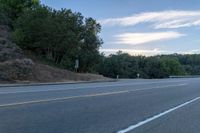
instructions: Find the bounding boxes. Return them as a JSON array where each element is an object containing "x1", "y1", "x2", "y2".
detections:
[
  {"x1": 0, "y1": 60, "x2": 109, "y2": 83},
  {"x1": 29, "y1": 63, "x2": 109, "y2": 83}
]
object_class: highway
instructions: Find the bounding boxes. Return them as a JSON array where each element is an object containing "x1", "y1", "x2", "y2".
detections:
[{"x1": 0, "y1": 78, "x2": 200, "y2": 133}]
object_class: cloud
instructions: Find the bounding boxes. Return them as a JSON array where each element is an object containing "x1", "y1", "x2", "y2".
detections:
[
  {"x1": 113, "y1": 31, "x2": 185, "y2": 45},
  {"x1": 183, "y1": 49, "x2": 200, "y2": 54},
  {"x1": 100, "y1": 10, "x2": 200, "y2": 29},
  {"x1": 100, "y1": 48, "x2": 200, "y2": 56},
  {"x1": 100, "y1": 48, "x2": 170, "y2": 56}
]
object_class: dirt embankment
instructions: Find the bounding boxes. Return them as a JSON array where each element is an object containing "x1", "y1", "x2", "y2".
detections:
[{"x1": 0, "y1": 25, "x2": 109, "y2": 83}]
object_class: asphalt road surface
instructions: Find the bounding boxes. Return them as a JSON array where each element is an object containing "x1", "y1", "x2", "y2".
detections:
[{"x1": 0, "y1": 78, "x2": 200, "y2": 133}]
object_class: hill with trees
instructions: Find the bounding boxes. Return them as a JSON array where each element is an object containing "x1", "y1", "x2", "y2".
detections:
[
  {"x1": 0, "y1": 0, "x2": 200, "y2": 82},
  {"x1": 0, "y1": 0, "x2": 106, "y2": 83}
]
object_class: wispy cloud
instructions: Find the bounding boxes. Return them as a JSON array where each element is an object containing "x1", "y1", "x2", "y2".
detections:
[
  {"x1": 113, "y1": 31, "x2": 185, "y2": 45},
  {"x1": 100, "y1": 10, "x2": 200, "y2": 29},
  {"x1": 100, "y1": 48, "x2": 170, "y2": 56},
  {"x1": 183, "y1": 49, "x2": 200, "y2": 54},
  {"x1": 100, "y1": 48, "x2": 200, "y2": 56}
]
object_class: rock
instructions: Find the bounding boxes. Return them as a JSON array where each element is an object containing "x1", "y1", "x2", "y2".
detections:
[
  {"x1": 0, "y1": 25, "x2": 35, "y2": 82},
  {"x1": 0, "y1": 25, "x2": 25, "y2": 61},
  {"x1": 0, "y1": 38, "x2": 6, "y2": 45},
  {"x1": 0, "y1": 59, "x2": 34, "y2": 81},
  {"x1": 0, "y1": 25, "x2": 9, "y2": 38}
]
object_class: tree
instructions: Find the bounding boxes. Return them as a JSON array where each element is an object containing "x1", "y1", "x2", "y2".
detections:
[
  {"x1": 13, "y1": 5, "x2": 102, "y2": 72},
  {"x1": 78, "y1": 18, "x2": 103, "y2": 72},
  {"x1": 0, "y1": 0, "x2": 39, "y2": 26},
  {"x1": 98, "y1": 51, "x2": 141, "y2": 78},
  {"x1": 160, "y1": 57, "x2": 186, "y2": 76},
  {"x1": 97, "y1": 52, "x2": 189, "y2": 79}
]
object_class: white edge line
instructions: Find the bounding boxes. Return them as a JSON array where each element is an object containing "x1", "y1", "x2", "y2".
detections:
[{"x1": 117, "y1": 96, "x2": 200, "y2": 133}]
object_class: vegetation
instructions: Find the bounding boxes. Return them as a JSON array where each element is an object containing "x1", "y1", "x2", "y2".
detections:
[
  {"x1": 13, "y1": 6, "x2": 102, "y2": 72},
  {"x1": 1, "y1": 0, "x2": 200, "y2": 79},
  {"x1": 0, "y1": 0, "x2": 102, "y2": 72},
  {"x1": 0, "y1": 0, "x2": 39, "y2": 26},
  {"x1": 98, "y1": 52, "x2": 200, "y2": 78}
]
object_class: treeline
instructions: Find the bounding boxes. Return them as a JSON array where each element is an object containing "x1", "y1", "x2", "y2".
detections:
[
  {"x1": 1, "y1": 0, "x2": 200, "y2": 79},
  {"x1": 0, "y1": 0, "x2": 102, "y2": 72},
  {"x1": 98, "y1": 52, "x2": 200, "y2": 78}
]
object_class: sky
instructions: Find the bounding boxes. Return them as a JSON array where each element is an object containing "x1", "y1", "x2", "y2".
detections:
[{"x1": 40, "y1": 0, "x2": 200, "y2": 56}]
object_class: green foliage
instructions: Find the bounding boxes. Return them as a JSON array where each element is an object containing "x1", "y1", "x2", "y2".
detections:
[
  {"x1": 165, "y1": 54, "x2": 200, "y2": 75},
  {"x1": 13, "y1": 5, "x2": 102, "y2": 72},
  {"x1": 98, "y1": 52, "x2": 148, "y2": 78},
  {"x1": 159, "y1": 57, "x2": 185, "y2": 75},
  {"x1": 98, "y1": 52, "x2": 190, "y2": 79},
  {"x1": 1, "y1": 0, "x2": 200, "y2": 78},
  {"x1": 78, "y1": 18, "x2": 103, "y2": 72},
  {"x1": 0, "y1": 0, "x2": 39, "y2": 26}
]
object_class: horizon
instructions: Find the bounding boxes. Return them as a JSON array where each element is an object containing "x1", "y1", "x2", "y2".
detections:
[{"x1": 41, "y1": 0, "x2": 200, "y2": 56}]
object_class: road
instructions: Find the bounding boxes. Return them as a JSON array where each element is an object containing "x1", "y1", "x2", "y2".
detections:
[{"x1": 0, "y1": 78, "x2": 200, "y2": 133}]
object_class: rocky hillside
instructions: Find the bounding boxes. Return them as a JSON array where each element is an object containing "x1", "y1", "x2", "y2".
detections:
[
  {"x1": 0, "y1": 25, "x2": 34, "y2": 82},
  {"x1": 0, "y1": 26, "x2": 24, "y2": 61},
  {"x1": 0, "y1": 25, "x2": 108, "y2": 83}
]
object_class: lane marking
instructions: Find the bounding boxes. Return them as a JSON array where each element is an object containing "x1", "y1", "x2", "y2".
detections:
[
  {"x1": 0, "y1": 84, "x2": 186, "y2": 108},
  {"x1": 0, "y1": 91, "x2": 129, "y2": 107},
  {"x1": 0, "y1": 80, "x2": 187, "y2": 95},
  {"x1": 117, "y1": 96, "x2": 200, "y2": 133}
]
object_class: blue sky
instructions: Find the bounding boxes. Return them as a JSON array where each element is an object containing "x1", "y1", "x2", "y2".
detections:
[{"x1": 40, "y1": 0, "x2": 200, "y2": 56}]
